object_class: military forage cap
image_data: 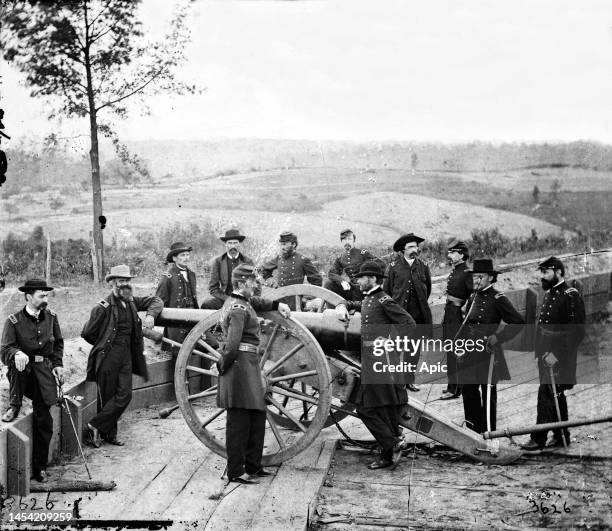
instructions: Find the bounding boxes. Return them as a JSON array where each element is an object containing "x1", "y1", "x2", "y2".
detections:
[
  {"x1": 447, "y1": 240, "x2": 468, "y2": 253},
  {"x1": 232, "y1": 264, "x2": 257, "y2": 282},
  {"x1": 340, "y1": 228, "x2": 354, "y2": 239},
  {"x1": 537, "y1": 256, "x2": 564, "y2": 271},
  {"x1": 279, "y1": 231, "x2": 298, "y2": 244},
  {"x1": 18, "y1": 278, "x2": 54, "y2": 292}
]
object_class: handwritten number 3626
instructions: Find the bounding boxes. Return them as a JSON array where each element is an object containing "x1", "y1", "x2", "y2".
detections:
[{"x1": 530, "y1": 499, "x2": 571, "y2": 514}]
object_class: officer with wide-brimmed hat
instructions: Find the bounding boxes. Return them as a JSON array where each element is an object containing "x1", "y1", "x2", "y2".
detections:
[
  {"x1": 324, "y1": 228, "x2": 382, "y2": 302},
  {"x1": 217, "y1": 264, "x2": 291, "y2": 484},
  {"x1": 260, "y1": 231, "x2": 322, "y2": 308},
  {"x1": 440, "y1": 240, "x2": 472, "y2": 400},
  {"x1": 82, "y1": 265, "x2": 163, "y2": 447},
  {"x1": 384, "y1": 233, "x2": 432, "y2": 392},
  {"x1": 521, "y1": 257, "x2": 586, "y2": 452},
  {"x1": 458, "y1": 258, "x2": 524, "y2": 434},
  {"x1": 156, "y1": 242, "x2": 199, "y2": 351},
  {"x1": 336, "y1": 261, "x2": 416, "y2": 470},
  {"x1": 1, "y1": 278, "x2": 64, "y2": 482},
  {"x1": 201, "y1": 229, "x2": 253, "y2": 310}
]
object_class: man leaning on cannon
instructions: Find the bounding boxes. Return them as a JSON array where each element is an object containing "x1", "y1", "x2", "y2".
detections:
[
  {"x1": 336, "y1": 261, "x2": 416, "y2": 470},
  {"x1": 81, "y1": 264, "x2": 163, "y2": 447},
  {"x1": 521, "y1": 256, "x2": 586, "y2": 452},
  {"x1": 216, "y1": 264, "x2": 291, "y2": 484},
  {"x1": 1, "y1": 278, "x2": 64, "y2": 483}
]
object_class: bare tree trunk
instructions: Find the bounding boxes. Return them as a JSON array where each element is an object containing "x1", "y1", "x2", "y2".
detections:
[{"x1": 45, "y1": 232, "x2": 51, "y2": 286}]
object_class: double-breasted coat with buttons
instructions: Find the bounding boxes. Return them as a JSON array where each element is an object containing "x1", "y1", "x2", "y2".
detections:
[
  {"x1": 384, "y1": 255, "x2": 432, "y2": 332},
  {"x1": 442, "y1": 261, "x2": 472, "y2": 339},
  {"x1": 328, "y1": 248, "x2": 380, "y2": 283},
  {"x1": 459, "y1": 286, "x2": 524, "y2": 384},
  {"x1": 261, "y1": 251, "x2": 322, "y2": 287},
  {"x1": 155, "y1": 264, "x2": 198, "y2": 345},
  {"x1": 535, "y1": 281, "x2": 585, "y2": 387},
  {"x1": 81, "y1": 293, "x2": 163, "y2": 382},
  {"x1": 216, "y1": 293, "x2": 279, "y2": 410},
  {"x1": 345, "y1": 287, "x2": 416, "y2": 407},
  {"x1": 1, "y1": 308, "x2": 64, "y2": 406}
]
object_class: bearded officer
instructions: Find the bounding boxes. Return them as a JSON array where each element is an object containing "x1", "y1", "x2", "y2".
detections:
[
  {"x1": 336, "y1": 262, "x2": 416, "y2": 470},
  {"x1": 522, "y1": 257, "x2": 586, "y2": 452},
  {"x1": 217, "y1": 264, "x2": 291, "y2": 484},
  {"x1": 82, "y1": 265, "x2": 163, "y2": 447},
  {"x1": 324, "y1": 228, "x2": 381, "y2": 301},
  {"x1": 384, "y1": 233, "x2": 432, "y2": 392},
  {"x1": 459, "y1": 259, "x2": 524, "y2": 433},
  {"x1": 1, "y1": 279, "x2": 64, "y2": 482},
  {"x1": 260, "y1": 231, "x2": 322, "y2": 309},
  {"x1": 155, "y1": 242, "x2": 199, "y2": 354},
  {"x1": 441, "y1": 240, "x2": 472, "y2": 400}
]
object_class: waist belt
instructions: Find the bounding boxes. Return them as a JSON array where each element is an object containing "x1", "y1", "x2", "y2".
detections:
[
  {"x1": 446, "y1": 295, "x2": 465, "y2": 306},
  {"x1": 539, "y1": 328, "x2": 569, "y2": 337},
  {"x1": 238, "y1": 343, "x2": 258, "y2": 353},
  {"x1": 31, "y1": 355, "x2": 45, "y2": 363}
]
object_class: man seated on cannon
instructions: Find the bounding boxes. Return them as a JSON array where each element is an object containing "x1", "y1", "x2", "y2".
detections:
[
  {"x1": 81, "y1": 265, "x2": 163, "y2": 447},
  {"x1": 336, "y1": 261, "x2": 416, "y2": 470},
  {"x1": 216, "y1": 264, "x2": 291, "y2": 484},
  {"x1": 260, "y1": 231, "x2": 322, "y2": 310},
  {"x1": 324, "y1": 228, "x2": 383, "y2": 302}
]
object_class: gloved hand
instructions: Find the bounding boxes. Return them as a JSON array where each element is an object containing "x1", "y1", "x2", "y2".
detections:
[
  {"x1": 542, "y1": 351, "x2": 558, "y2": 368},
  {"x1": 14, "y1": 351, "x2": 29, "y2": 372},
  {"x1": 277, "y1": 302, "x2": 291, "y2": 318},
  {"x1": 264, "y1": 277, "x2": 278, "y2": 289},
  {"x1": 341, "y1": 280, "x2": 351, "y2": 291},
  {"x1": 143, "y1": 315, "x2": 155, "y2": 329},
  {"x1": 52, "y1": 366, "x2": 64, "y2": 386},
  {"x1": 336, "y1": 304, "x2": 349, "y2": 321}
]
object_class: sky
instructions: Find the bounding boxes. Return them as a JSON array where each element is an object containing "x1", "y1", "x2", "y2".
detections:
[{"x1": 1, "y1": 0, "x2": 611, "y2": 145}]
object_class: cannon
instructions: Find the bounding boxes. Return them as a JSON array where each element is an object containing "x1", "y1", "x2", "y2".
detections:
[{"x1": 151, "y1": 285, "x2": 523, "y2": 466}]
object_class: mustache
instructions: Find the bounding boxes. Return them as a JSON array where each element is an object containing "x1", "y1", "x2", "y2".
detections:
[{"x1": 38, "y1": 301, "x2": 48, "y2": 309}]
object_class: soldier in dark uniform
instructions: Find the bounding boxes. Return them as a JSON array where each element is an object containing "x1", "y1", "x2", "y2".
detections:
[
  {"x1": 324, "y1": 228, "x2": 381, "y2": 302},
  {"x1": 441, "y1": 240, "x2": 472, "y2": 400},
  {"x1": 155, "y1": 242, "x2": 199, "y2": 353},
  {"x1": 383, "y1": 233, "x2": 432, "y2": 392},
  {"x1": 337, "y1": 262, "x2": 416, "y2": 470},
  {"x1": 1, "y1": 279, "x2": 64, "y2": 482},
  {"x1": 459, "y1": 259, "x2": 524, "y2": 434},
  {"x1": 201, "y1": 229, "x2": 253, "y2": 310},
  {"x1": 216, "y1": 264, "x2": 291, "y2": 484},
  {"x1": 260, "y1": 231, "x2": 322, "y2": 310},
  {"x1": 522, "y1": 257, "x2": 586, "y2": 452},
  {"x1": 81, "y1": 265, "x2": 163, "y2": 447}
]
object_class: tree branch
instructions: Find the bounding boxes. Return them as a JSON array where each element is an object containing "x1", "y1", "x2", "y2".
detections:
[{"x1": 95, "y1": 65, "x2": 168, "y2": 112}]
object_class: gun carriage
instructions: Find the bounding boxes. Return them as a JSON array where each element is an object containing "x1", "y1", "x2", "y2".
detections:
[{"x1": 152, "y1": 285, "x2": 523, "y2": 466}]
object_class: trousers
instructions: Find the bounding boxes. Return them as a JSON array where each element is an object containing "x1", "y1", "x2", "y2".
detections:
[
  {"x1": 225, "y1": 408, "x2": 267, "y2": 479},
  {"x1": 462, "y1": 384, "x2": 497, "y2": 433},
  {"x1": 90, "y1": 343, "x2": 133, "y2": 439},
  {"x1": 357, "y1": 404, "x2": 402, "y2": 456}
]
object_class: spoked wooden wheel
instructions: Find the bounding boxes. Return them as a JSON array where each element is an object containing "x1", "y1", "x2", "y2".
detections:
[
  {"x1": 174, "y1": 310, "x2": 332, "y2": 465},
  {"x1": 266, "y1": 284, "x2": 357, "y2": 429}
]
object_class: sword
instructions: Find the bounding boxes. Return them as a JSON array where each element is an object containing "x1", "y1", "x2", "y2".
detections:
[
  {"x1": 55, "y1": 376, "x2": 92, "y2": 479},
  {"x1": 548, "y1": 364, "x2": 568, "y2": 448}
]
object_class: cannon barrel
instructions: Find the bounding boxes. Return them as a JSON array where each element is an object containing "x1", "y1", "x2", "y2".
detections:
[{"x1": 156, "y1": 307, "x2": 362, "y2": 351}]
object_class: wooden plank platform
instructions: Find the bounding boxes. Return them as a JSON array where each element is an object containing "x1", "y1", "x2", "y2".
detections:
[{"x1": 4, "y1": 402, "x2": 338, "y2": 530}]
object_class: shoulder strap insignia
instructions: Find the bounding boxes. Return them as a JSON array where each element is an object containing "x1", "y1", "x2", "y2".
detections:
[
  {"x1": 48, "y1": 309, "x2": 56, "y2": 317},
  {"x1": 360, "y1": 249, "x2": 367, "y2": 254},
  {"x1": 379, "y1": 295, "x2": 393, "y2": 303},
  {"x1": 494, "y1": 292, "x2": 505, "y2": 299},
  {"x1": 565, "y1": 287, "x2": 578, "y2": 295},
  {"x1": 98, "y1": 299, "x2": 110, "y2": 308},
  {"x1": 8, "y1": 314, "x2": 17, "y2": 324},
  {"x1": 390, "y1": 261, "x2": 395, "y2": 267},
  {"x1": 164, "y1": 272, "x2": 172, "y2": 278},
  {"x1": 231, "y1": 303, "x2": 248, "y2": 311}
]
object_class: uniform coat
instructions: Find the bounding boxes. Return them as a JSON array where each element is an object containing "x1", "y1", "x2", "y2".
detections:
[
  {"x1": 261, "y1": 251, "x2": 322, "y2": 287},
  {"x1": 155, "y1": 264, "x2": 198, "y2": 345},
  {"x1": 81, "y1": 293, "x2": 163, "y2": 382},
  {"x1": 325, "y1": 247, "x2": 382, "y2": 300},
  {"x1": 217, "y1": 293, "x2": 278, "y2": 410}
]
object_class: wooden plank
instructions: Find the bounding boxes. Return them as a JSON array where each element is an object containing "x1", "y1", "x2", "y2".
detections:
[
  {"x1": 7, "y1": 426, "x2": 30, "y2": 497},
  {"x1": 0, "y1": 429, "x2": 7, "y2": 498},
  {"x1": 250, "y1": 438, "x2": 337, "y2": 530}
]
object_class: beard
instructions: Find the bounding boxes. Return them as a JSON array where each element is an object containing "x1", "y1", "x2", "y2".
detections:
[
  {"x1": 541, "y1": 278, "x2": 556, "y2": 290},
  {"x1": 344, "y1": 243, "x2": 353, "y2": 251},
  {"x1": 406, "y1": 251, "x2": 418, "y2": 260},
  {"x1": 117, "y1": 285, "x2": 133, "y2": 301},
  {"x1": 36, "y1": 301, "x2": 48, "y2": 310},
  {"x1": 281, "y1": 249, "x2": 293, "y2": 259}
]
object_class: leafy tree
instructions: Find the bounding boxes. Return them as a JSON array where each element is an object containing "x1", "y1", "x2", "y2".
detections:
[{"x1": 2, "y1": 0, "x2": 199, "y2": 281}]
